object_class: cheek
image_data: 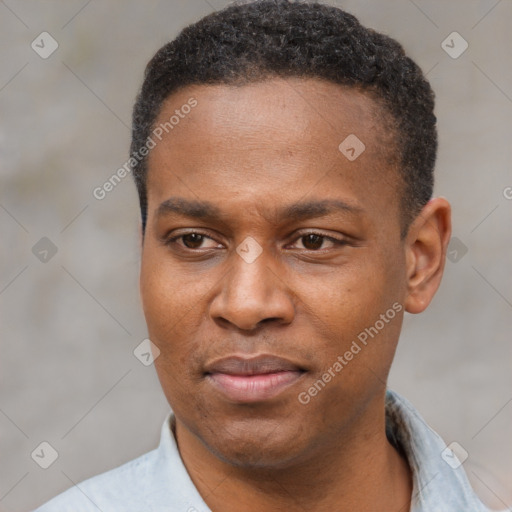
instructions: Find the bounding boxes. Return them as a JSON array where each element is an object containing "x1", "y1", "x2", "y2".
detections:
[
  {"x1": 139, "y1": 250, "x2": 202, "y2": 369},
  {"x1": 141, "y1": 246, "x2": 193, "y2": 327},
  {"x1": 141, "y1": 257, "x2": 204, "y2": 408},
  {"x1": 296, "y1": 259, "x2": 387, "y2": 330},
  {"x1": 294, "y1": 252, "x2": 403, "y2": 373}
]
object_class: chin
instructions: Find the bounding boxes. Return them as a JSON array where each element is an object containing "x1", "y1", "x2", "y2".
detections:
[{"x1": 198, "y1": 418, "x2": 311, "y2": 470}]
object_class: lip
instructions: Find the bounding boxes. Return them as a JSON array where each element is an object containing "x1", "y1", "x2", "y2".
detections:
[{"x1": 204, "y1": 354, "x2": 306, "y2": 403}]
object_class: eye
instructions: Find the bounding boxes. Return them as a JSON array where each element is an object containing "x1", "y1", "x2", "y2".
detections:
[
  {"x1": 290, "y1": 232, "x2": 346, "y2": 251},
  {"x1": 166, "y1": 232, "x2": 222, "y2": 250}
]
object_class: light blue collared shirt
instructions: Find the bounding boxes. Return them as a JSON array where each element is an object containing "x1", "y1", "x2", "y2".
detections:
[{"x1": 34, "y1": 390, "x2": 500, "y2": 511}]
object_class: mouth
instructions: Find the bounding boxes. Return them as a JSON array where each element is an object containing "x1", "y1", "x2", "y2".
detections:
[{"x1": 204, "y1": 354, "x2": 307, "y2": 403}]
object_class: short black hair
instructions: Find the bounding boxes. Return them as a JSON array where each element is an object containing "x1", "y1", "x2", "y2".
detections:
[{"x1": 130, "y1": 0, "x2": 437, "y2": 236}]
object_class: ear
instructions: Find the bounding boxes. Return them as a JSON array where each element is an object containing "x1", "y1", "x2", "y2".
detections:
[{"x1": 404, "y1": 197, "x2": 451, "y2": 314}]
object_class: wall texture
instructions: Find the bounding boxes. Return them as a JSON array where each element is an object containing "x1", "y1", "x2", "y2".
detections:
[{"x1": 1, "y1": 1, "x2": 511, "y2": 510}]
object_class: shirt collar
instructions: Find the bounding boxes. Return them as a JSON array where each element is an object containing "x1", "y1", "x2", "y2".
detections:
[{"x1": 385, "y1": 389, "x2": 492, "y2": 511}]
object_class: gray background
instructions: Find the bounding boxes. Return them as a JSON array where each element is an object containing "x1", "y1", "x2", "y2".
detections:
[{"x1": 1, "y1": 0, "x2": 511, "y2": 510}]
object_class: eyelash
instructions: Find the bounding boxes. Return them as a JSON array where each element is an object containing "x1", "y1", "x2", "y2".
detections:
[{"x1": 164, "y1": 231, "x2": 348, "y2": 251}]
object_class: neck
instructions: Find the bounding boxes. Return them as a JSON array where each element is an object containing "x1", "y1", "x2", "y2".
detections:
[{"x1": 174, "y1": 395, "x2": 412, "y2": 512}]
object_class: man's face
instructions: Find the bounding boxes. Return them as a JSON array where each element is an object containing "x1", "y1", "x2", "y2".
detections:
[{"x1": 140, "y1": 78, "x2": 409, "y2": 468}]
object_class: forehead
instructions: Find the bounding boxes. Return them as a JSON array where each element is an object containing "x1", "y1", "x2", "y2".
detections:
[
  {"x1": 146, "y1": 77, "x2": 401, "y2": 223},
  {"x1": 151, "y1": 78, "x2": 396, "y2": 157}
]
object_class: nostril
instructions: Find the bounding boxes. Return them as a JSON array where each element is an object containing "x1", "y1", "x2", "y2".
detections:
[{"x1": 259, "y1": 317, "x2": 280, "y2": 324}]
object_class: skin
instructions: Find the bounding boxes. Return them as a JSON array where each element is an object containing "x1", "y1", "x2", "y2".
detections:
[{"x1": 139, "y1": 77, "x2": 451, "y2": 512}]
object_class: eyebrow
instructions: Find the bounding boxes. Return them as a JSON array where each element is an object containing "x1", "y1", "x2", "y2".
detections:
[
  {"x1": 156, "y1": 196, "x2": 364, "y2": 223},
  {"x1": 157, "y1": 197, "x2": 221, "y2": 220}
]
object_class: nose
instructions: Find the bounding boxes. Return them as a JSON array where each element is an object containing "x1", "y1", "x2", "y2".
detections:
[{"x1": 209, "y1": 245, "x2": 295, "y2": 331}]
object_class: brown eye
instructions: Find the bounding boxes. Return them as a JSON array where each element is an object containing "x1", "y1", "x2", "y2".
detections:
[
  {"x1": 182, "y1": 233, "x2": 205, "y2": 249},
  {"x1": 301, "y1": 234, "x2": 324, "y2": 250}
]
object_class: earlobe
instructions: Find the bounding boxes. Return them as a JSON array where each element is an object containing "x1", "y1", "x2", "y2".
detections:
[{"x1": 404, "y1": 198, "x2": 451, "y2": 314}]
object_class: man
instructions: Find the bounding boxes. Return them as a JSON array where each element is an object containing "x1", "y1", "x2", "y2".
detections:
[{"x1": 35, "y1": 1, "x2": 499, "y2": 510}]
